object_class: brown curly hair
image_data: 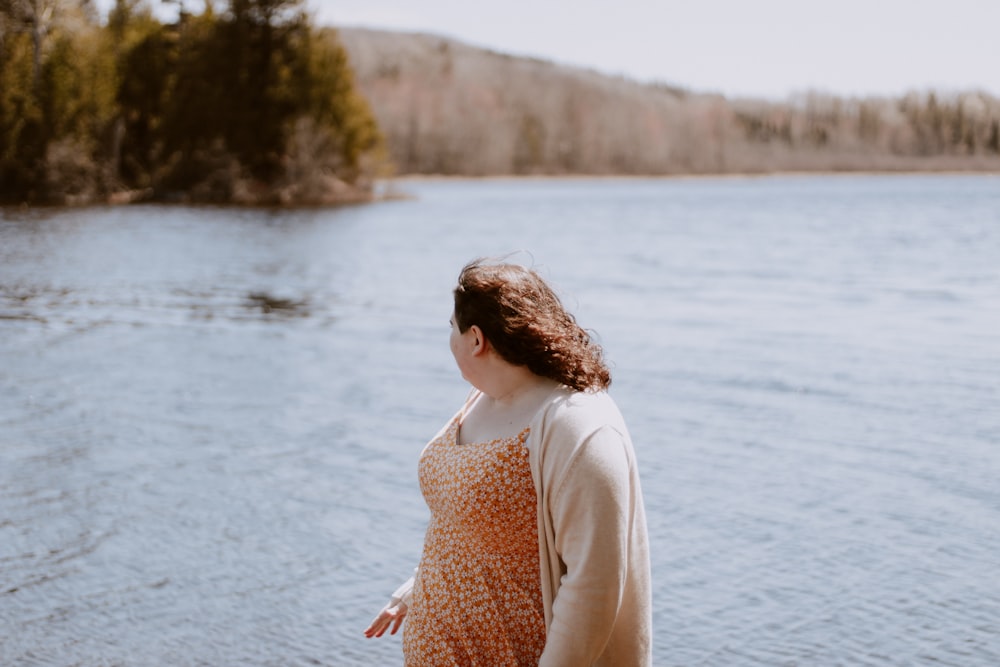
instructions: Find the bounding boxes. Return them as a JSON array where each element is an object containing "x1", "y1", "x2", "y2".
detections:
[{"x1": 453, "y1": 258, "x2": 611, "y2": 392}]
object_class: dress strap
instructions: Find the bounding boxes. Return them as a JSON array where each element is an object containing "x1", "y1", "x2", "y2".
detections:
[{"x1": 457, "y1": 387, "x2": 481, "y2": 424}]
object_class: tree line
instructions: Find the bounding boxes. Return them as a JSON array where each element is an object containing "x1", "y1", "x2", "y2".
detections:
[
  {"x1": 0, "y1": 0, "x2": 382, "y2": 205},
  {"x1": 338, "y1": 27, "x2": 1000, "y2": 176},
  {"x1": 5, "y1": 15, "x2": 998, "y2": 206}
]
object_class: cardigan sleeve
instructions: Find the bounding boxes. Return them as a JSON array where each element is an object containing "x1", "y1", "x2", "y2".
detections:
[
  {"x1": 538, "y1": 424, "x2": 634, "y2": 666},
  {"x1": 389, "y1": 568, "x2": 417, "y2": 607}
]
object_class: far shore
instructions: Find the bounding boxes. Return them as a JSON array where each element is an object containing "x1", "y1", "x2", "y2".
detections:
[
  {"x1": 387, "y1": 169, "x2": 1000, "y2": 183},
  {"x1": 4, "y1": 169, "x2": 997, "y2": 211}
]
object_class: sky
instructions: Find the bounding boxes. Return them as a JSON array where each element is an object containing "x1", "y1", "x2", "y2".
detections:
[{"x1": 309, "y1": 0, "x2": 1000, "y2": 100}]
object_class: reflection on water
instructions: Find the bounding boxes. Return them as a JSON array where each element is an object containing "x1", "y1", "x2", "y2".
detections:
[
  {"x1": 246, "y1": 292, "x2": 311, "y2": 317},
  {"x1": 2, "y1": 177, "x2": 1000, "y2": 666},
  {"x1": 1, "y1": 280, "x2": 324, "y2": 328}
]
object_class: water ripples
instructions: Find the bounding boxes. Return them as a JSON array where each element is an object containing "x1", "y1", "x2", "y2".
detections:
[
  {"x1": 3, "y1": 176, "x2": 1000, "y2": 665},
  {"x1": 0, "y1": 283, "x2": 329, "y2": 331}
]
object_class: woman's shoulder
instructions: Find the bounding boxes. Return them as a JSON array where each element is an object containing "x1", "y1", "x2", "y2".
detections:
[
  {"x1": 536, "y1": 387, "x2": 628, "y2": 438},
  {"x1": 551, "y1": 385, "x2": 621, "y2": 413},
  {"x1": 530, "y1": 387, "x2": 635, "y2": 483}
]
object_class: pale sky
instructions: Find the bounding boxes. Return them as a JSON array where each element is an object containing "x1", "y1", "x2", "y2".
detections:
[{"x1": 310, "y1": 0, "x2": 1000, "y2": 100}]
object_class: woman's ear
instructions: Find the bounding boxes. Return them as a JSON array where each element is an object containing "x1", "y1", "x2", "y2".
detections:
[{"x1": 469, "y1": 325, "x2": 490, "y2": 356}]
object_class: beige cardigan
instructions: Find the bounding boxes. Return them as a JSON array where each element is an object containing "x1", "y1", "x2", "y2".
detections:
[{"x1": 389, "y1": 386, "x2": 652, "y2": 666}]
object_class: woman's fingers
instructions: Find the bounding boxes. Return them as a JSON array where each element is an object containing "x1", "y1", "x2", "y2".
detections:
[
  {"x1": 363, "y1": 613, "x2": 388, "y2": 638},
  {"x1": 363, "y1": 602, "x2": 408, "y2": 638},
  {"x1": 390, "y1": 612, "x2": 405, "y2": 635},
  {"x1": 363, "y1": 610, "x2": 393, "y2": 638}
]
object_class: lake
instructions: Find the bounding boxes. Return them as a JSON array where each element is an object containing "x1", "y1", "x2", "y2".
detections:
[{"x1": 2, "y1": 175, "x2": 999, "y2": 666}]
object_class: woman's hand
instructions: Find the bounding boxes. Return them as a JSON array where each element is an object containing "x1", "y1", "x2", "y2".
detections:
[{"x1": 363, "y1": 600, "x2": 408, "y2": 638}]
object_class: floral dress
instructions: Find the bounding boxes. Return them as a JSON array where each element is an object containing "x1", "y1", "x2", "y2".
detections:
[{"x1": 402, "y1": 418, "x2": 546, "y2": 666}]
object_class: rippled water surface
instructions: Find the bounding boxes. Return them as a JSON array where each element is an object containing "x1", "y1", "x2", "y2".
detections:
[{"x1": 2, "y1": 175, "x2": 999, "y2": 666}]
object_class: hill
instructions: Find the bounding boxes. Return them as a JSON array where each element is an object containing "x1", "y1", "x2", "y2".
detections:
[{"x1": 336, "y1": 27, "x2": 1000, "y2": 176}]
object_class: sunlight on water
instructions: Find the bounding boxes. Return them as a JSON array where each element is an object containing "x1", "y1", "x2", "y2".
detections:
[{"x1": 2, "y1": 175, "x2": 999, "y2": 665}]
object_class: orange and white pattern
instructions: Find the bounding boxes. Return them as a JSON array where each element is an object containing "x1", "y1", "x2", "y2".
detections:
[{"x1": 403, "y1": 419, "x2": 546, "y2": 666}]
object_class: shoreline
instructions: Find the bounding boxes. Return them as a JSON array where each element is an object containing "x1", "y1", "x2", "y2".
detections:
[
  {"x1": 4, "y1": 169, "x2": 997, "y2": 211},
  {"x1": 386, "y1": 169, "x2": 1000, "y2": 183}
]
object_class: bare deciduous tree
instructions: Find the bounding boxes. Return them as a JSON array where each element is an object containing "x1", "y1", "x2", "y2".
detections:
[{"x1": 338, "y1": 27, "x2": 1000, "y2": 176}]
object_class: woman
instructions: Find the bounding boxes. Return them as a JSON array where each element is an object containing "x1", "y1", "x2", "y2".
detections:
[{"x1": 365, "y1": 259, "x2": 651, "y2": 666}]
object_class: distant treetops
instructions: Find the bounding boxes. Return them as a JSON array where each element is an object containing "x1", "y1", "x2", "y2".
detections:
[
  {"x1": 0, "y1": 0, "x2": 384, "y2": 205},
  {"x1": 338, "y1": 28, "x2": 1000, "y2": 178}
]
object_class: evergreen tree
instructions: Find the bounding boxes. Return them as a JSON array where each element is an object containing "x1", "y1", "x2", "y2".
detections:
[{"x1": 1, "y1": 0, "x2": 383, "y2": 204}]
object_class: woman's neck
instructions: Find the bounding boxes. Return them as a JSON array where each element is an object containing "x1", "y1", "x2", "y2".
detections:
[
  {"x1": 481, "y1": 366, "x2": 556, "y2": 407},
  {"x1": 459, "y1": 371, "x2": 558, "y2": 445}
]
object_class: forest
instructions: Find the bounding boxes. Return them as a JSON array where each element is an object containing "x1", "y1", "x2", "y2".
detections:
[
  {"x1": 0, "y1": 0, "x2": 381, "y2": 205},
  {"x1": 3, "y1": 7, "x2": 999, "y2": 206},
  {"x1": 339, "y1": 28, "x2": 1000, "y2": 177}
]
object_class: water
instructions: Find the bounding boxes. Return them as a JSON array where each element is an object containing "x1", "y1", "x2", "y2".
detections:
[{"x1": 2, "y1": 175, "x2": 999, "y2": 666}]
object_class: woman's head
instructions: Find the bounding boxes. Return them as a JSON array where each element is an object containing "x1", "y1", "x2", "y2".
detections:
[{"x1": 453, "y1": 258, "x2": 611, "y2": 392}]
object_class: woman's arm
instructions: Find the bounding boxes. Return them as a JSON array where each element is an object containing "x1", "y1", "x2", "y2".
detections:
[{"x1": 539, "y1": 425, "x2": 635, "y2": 666}]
